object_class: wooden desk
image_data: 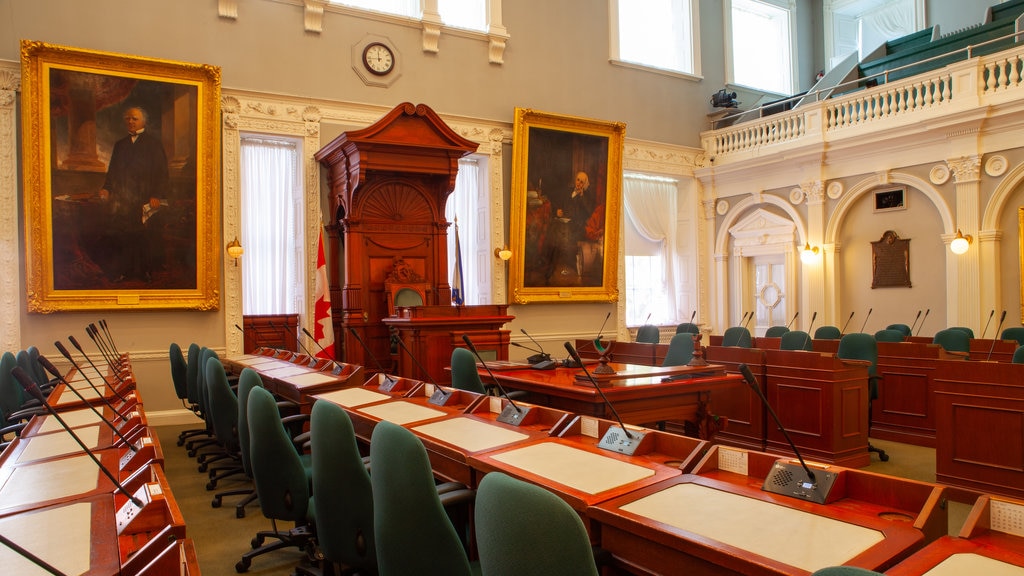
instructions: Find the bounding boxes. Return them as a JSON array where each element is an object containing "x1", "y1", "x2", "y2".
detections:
[
  {"x1": 478, "y1": 362, "x2": 742, "y2": 434},
  {"x1": 764, "y1": 349, "x2": 870, "y2": 468},
  {"x1": 588, "y1": 445, "x2": 947, "y2": 576},
  {"x1": 703, "y1": 346, "x2": 767, "y2": 450},
  {"x1": 888, "y1": 495, "x2": 1024, "y2": 575},
  {"x1": 224, "y1": 353, "x2": 364, "y2": 408}
]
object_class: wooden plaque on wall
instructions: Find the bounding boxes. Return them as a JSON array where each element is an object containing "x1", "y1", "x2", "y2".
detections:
[{"x1": 871, "y1": 230, "x2": 911, "y2": 288}]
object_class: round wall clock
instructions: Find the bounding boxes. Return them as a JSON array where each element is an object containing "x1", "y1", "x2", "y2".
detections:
[{"x1": 362, "y1": 42, "x2": 395, "y2": 76}]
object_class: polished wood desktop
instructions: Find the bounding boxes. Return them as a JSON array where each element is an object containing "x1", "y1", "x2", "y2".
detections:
[
  {"x1": 223, "y1": 352, "x2": 364, "y2": 408},
  {"x1": 477, "y1": 362, "x2": 742, "y2": 432},
  {"x1": 588, "y1": 444, "x2": 947, "y2": 576}
]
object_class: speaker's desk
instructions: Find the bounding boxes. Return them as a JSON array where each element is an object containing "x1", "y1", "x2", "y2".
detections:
[
  {"x1": 224, "y1": 353, "x2": 363, "y2": 408},
  {"x1": 477, "y1": 362, "x2": 742, "y2": 431},
  {"x1": 587, "y1": 445, "x2": 947, "y2": 576},
  {"x1": 888, "y1": 494, "x2": 1024, "y2": 575}
]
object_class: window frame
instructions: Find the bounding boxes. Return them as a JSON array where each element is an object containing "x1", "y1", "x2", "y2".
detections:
[
  {"x1": 723, "y1": 0, "x2": 798, "y2": 96},
  {"x1": 608, "y1": 0, "x2": 703, "y2": 81}
]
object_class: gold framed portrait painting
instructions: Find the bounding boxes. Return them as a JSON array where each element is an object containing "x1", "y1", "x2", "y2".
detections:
[
  {"x1": 508, "y1": 108, "x2": 625, "y2": 304},
  {"x1": 21, "y1": 40, "x2": 221, "y2": 312}
]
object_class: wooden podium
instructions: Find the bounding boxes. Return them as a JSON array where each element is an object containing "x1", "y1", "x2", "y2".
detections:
[{"x1": 383, "y1": 304, "x2": 513, "y2": 386}]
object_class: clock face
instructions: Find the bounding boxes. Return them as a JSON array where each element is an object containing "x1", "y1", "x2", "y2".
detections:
[{"x1": 363, "y1": 43, "x2": 394, "y2": 76}]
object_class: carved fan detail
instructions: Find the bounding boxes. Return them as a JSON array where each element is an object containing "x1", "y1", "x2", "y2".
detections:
[{"x1": 360, "y1": 182, "x2": 434, "y2": 222}]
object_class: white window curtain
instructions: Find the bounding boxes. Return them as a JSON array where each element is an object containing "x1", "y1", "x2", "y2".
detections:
[
  {"x1": 623, "y1": 174, "x2": 678, "y2": 326},
  {"x1": 445, "y1": 157, "x2": 490, "y2": 305},
  {"x1": 239, "y1": 136, "x2": 304, "y2": 315}
]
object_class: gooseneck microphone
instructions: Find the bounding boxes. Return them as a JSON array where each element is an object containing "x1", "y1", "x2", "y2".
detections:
[
  {"x1": 738, "y1": 363, "x2": 838, "y2": 504},
  {"x1": 55, "y1": 341, "x2": 130, "y2": 413},
  {"x1": 37, "y1": 355, "x2": 137, "y2": 450},
  {"x1": 987, "y1": 310, "x2": 1007, "y2": 361},
  {"x1": 801, "y1": 312, "x2": 817, "y2": 351},
  {"x1": 462, "y1": 334, "x2": 529, "y2": 425},
  {"x1": 565, "y1": 342, "x2": 647, "y2": 455},
  {"x1": 909, "y1": 310, "x2": 922, "y2": 334},
  {"x1": 345, "y1": 326, "x2": 387, "y2": 374},
  {"x1": 11, "y1": 366, "x2": 143, "y2": 507},
  {"x1": 742, "y1": 312, "x2": 754, "y2": 329},
  {"x1": 567, "y1": 311, "x2": 612, "y2": 366},
  {"x1": 786, "y1": 311, "x2": 799, "y2": 329},
  {"x1": 391, "y1": 328, "x2": 452, "y2": 406},
  {"x1": 99, "y1": 319, "x2": 121, "y2": 358},
  {"x1": 520, "y1": 329, "x2": 556, "y2": 370},
  {"x1": 301, "y1": 326, "x2": 335, "y2": 361},
  {"x1": 841, "y1": 311, "x2": 855, "y2": 334},
  {"x1": 917, "y1": 308, "x2": 930, "y2": 336},
  {"x1": 859, "y1": 308, "x2": 873, "y2": 333},
  {"x1": 68, "y1": 335, "x2": 130, "y2": 403},
  {"x1": 981, "y1": 309, "x2": 995, "y2": 339}
]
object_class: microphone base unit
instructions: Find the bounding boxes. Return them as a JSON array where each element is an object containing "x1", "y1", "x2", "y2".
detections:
[
  {"x1": 761, "y1": 460, "x2": 839, "y2": 505},
  {"x1": 378, "y1": 375, "x2": 400, "y2": 393},
  {"x1": 526, "y1": 353, "x2": 551, "y2": 365},
  {"x1": 427, "y1": 387, "x2": 454, "y2": 406},
  {"x1": 598, "y1": 426, "x2": 647, "y2": 456},
  {"x1": 531, "y1": 360, "x2": 557, "y2": 370},
  {"x1": 496, "y1": 403, "x2": 530, "y2": 426}
]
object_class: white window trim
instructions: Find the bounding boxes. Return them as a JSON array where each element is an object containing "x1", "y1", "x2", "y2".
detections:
[
  {"x1": 822, "y1": 0, "x2": 925, "y2": 75},
  {"x1": 607, "y1": 0, "x2": 703, "y2": 81},
  {"x1": 723, "y1": 0, "x2": 798, "y2": 96}
]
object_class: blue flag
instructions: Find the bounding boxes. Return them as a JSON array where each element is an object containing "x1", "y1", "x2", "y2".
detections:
[{"x1": 452, "y1": 219, "x2": 464, "y2": 306}]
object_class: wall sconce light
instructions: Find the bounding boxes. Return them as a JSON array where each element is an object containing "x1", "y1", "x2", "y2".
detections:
[
  {"x1": 226, "y1": 236, "x2": 244, "y2": 266},
  {"x1": 800, "y1": 242, "x2": 819, "y2": 264},
  {"x1": 494, "y1": 246, "x2": 512, "y2": 261},
  {"x1": 950, "y1": 229, "x2": 972, "y2": 255}
]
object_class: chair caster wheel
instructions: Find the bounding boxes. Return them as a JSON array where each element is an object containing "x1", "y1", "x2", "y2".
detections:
[
  {"x1": 198, "y1": 464, "x2": 207, "y2": 473},
  {"x1": 235, "y1": 559, "x2": 250, "y2": 573},
  {"x1": 880, "y1": 453, "x2": 890, "y2": 462},
  {"x1": 252, "y1": 536, "x2": 263, "y2": 548},
  {"x1": 206, "y1": 481, "x2": 216, "y2": 490},
  {"x1": 211, "y1": 497, "x2": 222, "y2": 508},
  {"x1": 236, "y1": 508, "x2": 246, "y2": 518}
]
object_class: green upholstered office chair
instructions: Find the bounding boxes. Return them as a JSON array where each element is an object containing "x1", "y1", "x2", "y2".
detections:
[
  {"x1": 169, "y1": 343, "x2": 189, "y2": 408},
  {"x1": 1001, "y1": 327, "x2": 1024, "y2": 346},
  {"x1": 194, "y1": 348, "x2": 233, "y2": 467},
  {"x1": 475, "y1": 472, "x2": 599, "y2": 576},
  {"x1": 238, "y1": 386, "x2": 317, "y2": 573},
  {"x1": 25, "y1": 346, "x2": 52, "y2": 390},
  {"x1": 211, "y1": 367, "x2": 261, "y2": 518},
  {"x1": 675, "y1": 322, "x2": 700, "y2": 334},
  {"x1": 810, "y1": 568, "x2": 884, "y2": 576},
  {"x1": 1013, "y1": 345, "x2": 1024, "y2": 364},
  {"x1": 662, "y1": 333, "x2": 695, "y2": 366},
  {"x1": 371, "y1": 420, "x2": 478, "y2": 576},
  {"x1": 722, "y1": 326, "x2": 752, "y2": 348},
  {"x1": 814, "y1": 325, "x2": 842, "y2": 340},
  {"x1": 636, "y1": 324, "x2": 660, "y2": 344},
  {"x1": 874, "y1": 329, "x2": 906, "y2": 343},
  {"x1": 450, "y1": 347, "x2": 487, "y2": 394},
  {"x1": 779, "y1": 330, "x2": 813, "y2": 351},
  {"x1": 308, "y1": 399, "x2": 377, "y2": 575},
  {"x1": 933, "y1": 328, "x2": 971, "y2": 356},
  {"x1": 0, "y1": 351, "x2": 35, "y2": 448},
  {"x1": 948, "y1": 326, "x2": 975, "y2": 338},
  {"x1": 204, "y1": 357, "x2": 245, "y2": 490},
  {"x1": 886, "y1": 323, "x2": 912, "y2": 338},
  {"x1": 764, "y1": 325, "x2": 789, "y2": 337},
  {"x1": 179, "y1": 343, "x2": 210, "y2": 447},
  {"x1": 836, "y1": 333, "x2": 888, "y2": 462}
]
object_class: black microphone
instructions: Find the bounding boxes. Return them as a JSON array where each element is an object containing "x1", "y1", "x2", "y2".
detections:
[
  {"x1": 520, "y1": 328, "x2": 555, "y2": 369},
  {"x1": 564, "y1": 342, "x2": 647, "y2": 455},
  {"x1": 917, "y1": 308, "x2": 930, "y2": 336},
  {"x1": 86, "y1": 324, "x2": 118, "y2": 373},
  {"x1": 742, "y1": 311, "x2": 754, "y2": 329},
  {"x1": 391, "y1": 328, "x2": 452, "y2": 406},
  {"x1": 567, "y1": 311, "x2": 612, "y2": 366},
  {"x1": 840, "y1": 311, "x2": 855, "y2": 334},
  {"x1": 345, "y1": 326, "x2": 387, "y2": 373},
  {"x1": 234, "y1": 323, "x2": 245, "y2": 334},
  {"x1": 37, "y1": 355, "x2": 137, "y2": 450},
  {"x1": 301, "y1": 326, "x2": 345, "y2": 373},
  {"x1": 689, "y1": 310, "x2": 696, "y2": 325},
  {"x1": 266, "y1": 320, "x2": 293, "y2": 357},
  {"x1": 54, "y1": 341, "x2": 131, "y2": 414},
  {"x1": 11, "y1": 366, "x2": 143, "y2": 507},
  {"x1": 0, "y1": 532, "x2": 67, "y2": 576},
  {"x1": 99, "y1": 319, "x2": 121, "y2": 358},
  {"x1": 802, "y1": 312, "x2": 817, "y2": 351},
  {"x1": 859, "y1": 308, "x2": 873, "y2": 333},
  {"x1": 909, "y1": 310, "x2": 922, "y2": 334},
  {"x1": 301, "y1": 326, "x2": 335, "y2": 361},
  {"x1": 980, "y1": 309, "x2": 995, "y2": 339},
  {"x1": 68, "y1": 335, "x2": 130, "y2": 402},
  {"x1": 987, "y1": 310, "x2": 1007, "y2": 361},
  {"x1": 786, "y1": 311, "x2": 799, "y2": 329},
  {"x1": 462, "y1": 334, "x2": 529, "y2": 425},
  {"x1": 739, "y1": 363, "x2": 837, "y2": 504}
]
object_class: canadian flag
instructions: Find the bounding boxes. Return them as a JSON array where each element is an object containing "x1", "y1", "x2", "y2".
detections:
[{"x1": 312, "y1": 228, "x2": 336, "y2": 360}]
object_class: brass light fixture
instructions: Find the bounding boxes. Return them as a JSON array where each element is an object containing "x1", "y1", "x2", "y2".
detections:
[{"x1": 226, "y1": 236, "x2": 244, "y2": 266}]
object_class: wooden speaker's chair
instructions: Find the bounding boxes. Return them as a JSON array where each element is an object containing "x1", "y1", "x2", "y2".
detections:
[
  {"x1": 383, "y1": 257, "x2": 431, "y2": 316},
  {"x1": 836, "y1": 333, "x2": 888, "y2": 462},
  {"x1": 764, "y1": 325, "x2": 789, "y2": 337},
  {"x1": 475, "y1": 472, "x2": 599, "y2": 576}
]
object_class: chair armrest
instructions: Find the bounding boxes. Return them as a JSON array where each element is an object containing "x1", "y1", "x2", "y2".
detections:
[
  {"x1": 8, "y1": 406, "x2": 47, "y2": 422},
  {"x1": 438, "y1": 487, "x2": 476, "y2": 508}
]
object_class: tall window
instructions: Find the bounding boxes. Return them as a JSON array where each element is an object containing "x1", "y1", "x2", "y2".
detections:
[
  {"x1": 610, "y1": 0, "x2": 698, "y2": 76},
  {"x1": 726, "y1": 0, "x2": 795, "y2": 94},
  {"x1": 330, "y1": 0, "x2": 488, "y2": 32},
  {"x1": 239, "y1": 135, "x2": 305, "y2": 315},
  {"x1": 623, "y1": 174, "x2": 678, "y2": 327},
  {"x1": 826, "y1": 0, "x2": 920, "y2": 70},
  {"x1": 445, "y1": 156, "x2": 491, "y2": 305}
]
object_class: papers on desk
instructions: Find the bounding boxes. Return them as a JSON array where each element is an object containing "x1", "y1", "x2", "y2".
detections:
[
  {"x1": 924, "y1": 553, "x2": 1024, "y2": 576},
  {"x1": 0, "y1": 501, "x2": 94, "y2": 576},
  {"x1": 314, "y1": 387, "x2": 391, "y2": 408},
  {"x1": 36, "y1": 408, "x2": 104, "y2": 434},
  {"x1": 619, "y1": 483, "x2": 884, "y2": 572},
  {"x1": 282, "y1": 372, "x2": 337, "y2": 388},
  {"x1": 491, "y1": 442, "x2": 653, "y2": 495},
  {"x1": 413, "y1": 417, "x2": 529, "y2": 453},
  {"x1": 358, "y1": 401, "x2": 446, "y2": 426},
  {"x1": 16, "y1": 425, "x2": 101, "y2": 464},
  {"x1": 0, "y1": 454, "x2": 101, "y2": 512}
]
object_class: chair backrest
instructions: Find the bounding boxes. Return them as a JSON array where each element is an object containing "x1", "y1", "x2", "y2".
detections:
[
  {"x1": 185, "y1": 343, "x2": 202, "y2": 405},
  {"x1": 721, "y1": 326, "x2": 752, "y2": 348},
  {"x1": 764, "y1": 325, "x2": 789, "y2": 337},
  {"x1": 206, "y1": 356, "x2": 239, "y2": 452},
  {"x1": 450, "y1": 347, "x2": 486, "y2": 394},
  {"x1": 836, "y1": 333, "x2": 878, "y2": 378},
  {"x1": 475, "y1": 472, "x2": 599, "y2": 576},
  {"x1": 886, "y1": 323, "x2": 912, "y2": 337},
  {"x1": 662, "y1": 333, "x2": 695, "y2": 367},
  {"x1": 236, "y1": 368, "x2": 261, "y2": 477},
  {"x1": 1001, "y1": 327, "x2": 1024, "y2": 346},
  {"x1": 169, "y1": 343, "x2": 189, "y2": 401},
  {"x1": 933, "y1": 328, "x2": 971, "y2": 354},
  {"x1": 779, "y1": 331, "x2": 813, "y2": 351},
  {"x1": 675, "y1": 322, "x2": 700, "y2": 335},
  {"x1": 311, "y1": 400, "x2": 376, "y2": 572},
  {"x1": 814, "y1": 325, "x2": 842, "y2": 340},
  {"x1": 874, "y1": 329, "x2": 906, "y2": 343},
  {"x1": 15, "y1": 350, "x2": 42, "y2": 387},
  {"x1": 26, "y1": 346, "x2": 48, "y2": 387},
  {"x1": 635, "y1": 325, "x2": 660, "y2": 344},
  {"x1": 948, "y1": 326, "x2": 975, "y2": 339},
  {"x1": 247, "y1": 386, "x2": 310, "y2": 522},
  {"x1": 371, "y1": 420, "x2": 473, "y2": 576},
  {"x1": 0, "y1": 352, "x2": 23, "y2": 424},
  {"x1": 1013, "y1": 345, "x2": 1024, "y2": 364}
]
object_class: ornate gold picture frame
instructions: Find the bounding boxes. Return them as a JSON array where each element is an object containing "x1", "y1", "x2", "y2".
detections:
[
  {"x1": 508, "y1": 108, "x2": 624, "y2": 304},
  {"x1": 21, "y1": 40, "x2": 221, "y2": 312}
]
